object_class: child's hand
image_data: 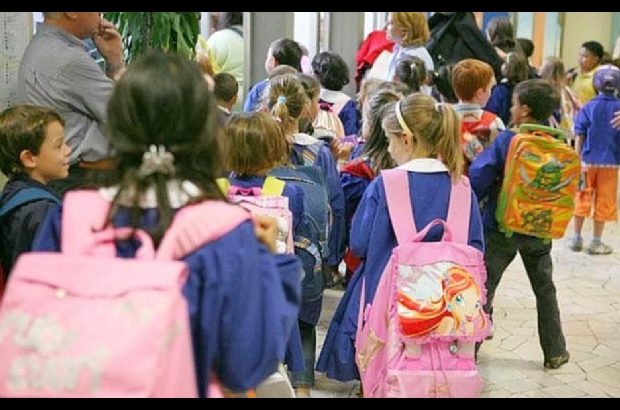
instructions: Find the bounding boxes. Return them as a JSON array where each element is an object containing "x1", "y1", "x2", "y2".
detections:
[
  {"x1": 253, "y1": 216, "x2": 278, "y2": 254},
  {"x1": 612, "y1": 111, "x2": 620, "y2": 130},
  {"x1": 330, "y1": 139, "x2": 355, "y2": 163}
]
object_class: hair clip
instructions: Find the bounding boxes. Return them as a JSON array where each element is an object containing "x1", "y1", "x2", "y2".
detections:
[
  {"x1": 277, "y1": 96, "x2": 288, "y2": 104},
  {"x1": 138, "y1": 145, "x2": 176, "y2": 178}
]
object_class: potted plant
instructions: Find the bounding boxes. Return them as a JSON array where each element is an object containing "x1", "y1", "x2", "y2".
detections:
[{"x1": 104, "y1": 12, "x2": 200, "y2": 62}]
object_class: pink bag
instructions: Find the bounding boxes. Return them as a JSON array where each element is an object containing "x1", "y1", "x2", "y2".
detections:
[
  {"x1": 0, "y1": 191, "x2": 249, "y2": 398},
  {"x1": 355, "y1": 170, "x2": 490, "y2": 399},
  {"x1": 223, "y1": 177, "x2": 294, "y2": 255}
]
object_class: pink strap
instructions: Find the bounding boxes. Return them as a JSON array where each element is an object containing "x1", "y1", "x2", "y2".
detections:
[
  {"x1": 62, "y1": 191, "x2": 118, "y2": 257},
  {"x1": 446, "y1": 177, "x2": 472, "y2": 245},
  {"x1": 157, "y1": 202, "x2": 250, "y2": 260},
  {"x1": 382, "y1": 170, "x2": 417, "y2": 245},
  {"x1": 62, "y1": 191, "x2": 250, "y2": 261}
]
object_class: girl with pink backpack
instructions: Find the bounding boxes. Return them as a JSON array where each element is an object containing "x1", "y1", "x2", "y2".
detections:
[
  {"x1": 317, "y1": 93, "x2": 485, "y2": 389},
  {"x1": 28, "y1": 52, "x2": 303, "y2": 398}
]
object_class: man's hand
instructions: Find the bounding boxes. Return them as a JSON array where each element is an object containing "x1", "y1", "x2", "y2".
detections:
[
  {"x1": 253, "y1": 216, "x2": 279, "y2": 254},
  {"x1": 94, "y1": 19, "x2": 124, "y2": 69}
]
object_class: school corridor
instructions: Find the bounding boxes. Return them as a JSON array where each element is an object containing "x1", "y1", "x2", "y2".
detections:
[{"x1": 313, "y1": 222, "x2": 620, "y2": 399}]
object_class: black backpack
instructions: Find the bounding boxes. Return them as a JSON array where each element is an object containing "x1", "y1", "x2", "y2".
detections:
[{"x1": 426, "y1": 12, "x2": 504, "y2": 79}]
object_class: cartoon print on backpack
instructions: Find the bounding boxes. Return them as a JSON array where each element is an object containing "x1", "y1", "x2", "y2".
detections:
[{"x1": 398, "y1": 264, "x2": 488, "y2": 339}]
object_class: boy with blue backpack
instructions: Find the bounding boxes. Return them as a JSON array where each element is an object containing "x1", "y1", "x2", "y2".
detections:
[
  {"x1": 0, "y1": 105, "x2": 70, "y2": 277},
  {"x1": 470, "y1": 79, "x2": 571, "y2": 370}
]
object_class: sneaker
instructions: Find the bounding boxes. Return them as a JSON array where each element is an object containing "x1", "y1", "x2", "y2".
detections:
[
  {"x1": 544, "y1": 351, "x2": 570, "y2": 370},
  {"x1": 569, "y1": 237, "x2": 584, "y2": 252},
  {"x1": 586, "y1": 242, "x2": 613, "y2": 256}
]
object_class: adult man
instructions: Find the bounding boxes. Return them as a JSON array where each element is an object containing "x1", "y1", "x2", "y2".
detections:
[{"x1": 18, "y1": 12, "x2": 124, "y2": 194}]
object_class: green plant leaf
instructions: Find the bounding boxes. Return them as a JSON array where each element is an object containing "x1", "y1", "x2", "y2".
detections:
[{"x1": 104, "y1": 12, "x2": 199, "y2": 62}]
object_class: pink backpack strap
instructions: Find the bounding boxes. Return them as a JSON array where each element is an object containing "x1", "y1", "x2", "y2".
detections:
[
  {"x1": 157, "y1": 202, "x2": 250, "y2": 260},
  {"x1": 382, "y1": 169, "x2": 417, "y2": 245},
  {"x1": 62, "y1": 191, "x2": 116, "y2": 257},
  {"x1": 62, "y1": 191, "x2": 251, "y2": 261},
  {"x1": 446, "y1": 177, "x2": 472, "y2": 245}
]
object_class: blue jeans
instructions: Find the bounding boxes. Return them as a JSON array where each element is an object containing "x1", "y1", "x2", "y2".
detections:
[
  {"x1": 290, "y1": 320, "x2": 317, "y2": 389},
  {"x1": 483, "y1": 229, "x2": 567, "y2": 360}
]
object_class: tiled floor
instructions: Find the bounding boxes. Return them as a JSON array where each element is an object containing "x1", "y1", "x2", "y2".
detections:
[{"x1": 312, "y1": 221, "x2": 620, "y2": 398}]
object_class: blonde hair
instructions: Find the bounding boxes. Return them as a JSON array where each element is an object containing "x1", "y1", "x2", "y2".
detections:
[
  {"x1": 266, "y1": 74, "x2": 308, "y2": 132},
  {"x1": 225, "y1": 112, "x2": 289, "y2": 175},
  {"x1": 391, "y1": 12, "x2": 430, "y2": 47},
  {"x1": 382, "y1": 93, "x2": 463, "y2": 180}
]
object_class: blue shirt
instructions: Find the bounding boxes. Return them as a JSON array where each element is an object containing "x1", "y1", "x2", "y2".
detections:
[
  {"x1": 574, "y1": 94, "x2": 620, "y2": 168},
  {"x1": 469, "y1": 129, "x2": 518, "y2": 231},
  {"x1": 32, "y1": 202, "x2": 303, "y2": 397},
  {"x1": 485, "y1": 80, "x2": 514, "y2": 127},
  {"x1": 243, "y1": 79, "x2": 269, "y2": 113}
]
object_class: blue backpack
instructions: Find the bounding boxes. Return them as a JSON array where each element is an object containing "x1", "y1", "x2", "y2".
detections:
[
  {"x1": 0, "y1": 188, "x2": 60, "y2": 218},
  {"x1": 0, "y1": 188, "x2": 61, "y2": 300}
]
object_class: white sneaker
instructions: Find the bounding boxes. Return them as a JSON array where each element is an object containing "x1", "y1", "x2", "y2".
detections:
[{"x1": 587, "y1": 242, "x2": 613, "y2": 256}]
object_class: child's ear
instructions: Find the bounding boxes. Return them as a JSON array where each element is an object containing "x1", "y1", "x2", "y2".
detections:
[{"x1": 19, "y1": 150, "x2": 37, "y2": 170}]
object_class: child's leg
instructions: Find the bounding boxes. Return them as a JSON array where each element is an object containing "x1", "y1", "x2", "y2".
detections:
[
  {"x1": 588, "y1": 168, "x2": 618, "y2": 255},
  {"x1": 483, "y1": 229, "x2": 519, "y2": 320},
  {"x1": 518, "y1": 236, "x2": 568, "y2": 363},
  {"x1": 571, "y1": 168, "x2": 595, "y2": 251}
]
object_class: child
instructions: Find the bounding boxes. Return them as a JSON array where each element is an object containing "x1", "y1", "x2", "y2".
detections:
[
  {"x1": 393, "y1": 55, "x2": 425, "y2": 95},
  {"x1": 213, "y1": 72, "x2": 239, "y2": 124},
  {"x1": 312, "y1": 51, "x2": 360, "y2": 136},
  {"x1": 32, "y1": 51, "x2": 303, "y2": 398},
  {"x1": 568, "y1": 41, "x2": 605, "y2": 105},
  {"x1": 570, "y1": 65, "x2": 620, "y2": 255},
  {"x1": 340, "y1": 89, "x2": 401, "y2": 285},
  {"x1": 224, "y1": 111, "x2": 306, "y2": 395},
  {"x1": 470, "y1": 79, "x2": 570, "y2": 370},
  {"x1": 385, "y1": 12, "x2": 435, "y2": 95},
  {"x1": 244, "y1": 38, "x2": 304, "y2": 113},
  {"x1": 452, "y1": 59, "x2": 506, "y2": 165},
  {"x1": 317, "y1": 93, "x2": 485, "y2": 383},
  {"x1": 0, "y1": 105, "x2": 70, "y2": 276},
  {"x1": 539, "y1": 56, "x2": 582, "y2": 145},
  {"x1": 486, "y1": 52, "x2": 530, "y2": 126},
  {"x1": 266, "y1": 73, "x2": 346, "y2": 397}
]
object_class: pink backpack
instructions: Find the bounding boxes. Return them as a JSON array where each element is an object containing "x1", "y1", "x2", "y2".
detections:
[
  {"x1": 219, "y1": 177, "x2": 294, "y2": 255},
  {"x1": 0, "y1": 191, "x2": 250, "y2": 398},
  {"x1": 355, "y1": 170, "x2": 490, "y2": 399}
]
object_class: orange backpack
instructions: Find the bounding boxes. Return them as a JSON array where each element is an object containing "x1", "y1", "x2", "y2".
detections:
[{"x1": 496, "y1": 125, "x2": 581, "y2": 240}]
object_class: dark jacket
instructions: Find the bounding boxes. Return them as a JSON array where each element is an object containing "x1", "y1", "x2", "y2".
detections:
[
  {"x1": 427, "y1": 12, "x2": 504, "y2": 79},
  {"x1": 0, "y1": 176, "x2": 60, "y2": 276}
]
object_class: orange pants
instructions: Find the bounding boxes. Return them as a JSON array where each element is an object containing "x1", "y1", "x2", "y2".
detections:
[{"x1": 575, "y1": 168, "x2": 619, "y2": 222}]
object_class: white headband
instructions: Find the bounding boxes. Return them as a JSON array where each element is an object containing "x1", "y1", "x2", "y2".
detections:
[{"x1": 395, "y1": 101, "x2": 414, "y2": 137}]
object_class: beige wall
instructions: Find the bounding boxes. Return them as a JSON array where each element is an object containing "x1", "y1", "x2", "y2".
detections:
[{"x1": 562, "y1": 12, "x2": 613, "y2": 68}]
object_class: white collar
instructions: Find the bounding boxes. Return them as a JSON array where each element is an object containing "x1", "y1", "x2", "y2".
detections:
[
  {"x1": 293, "y1": 133, "x2": 321, "y2": 147},
  {"x1": 397, "y1": 158, "x2": 449, "y2": 173},
  {"x1": 99, "y1": 181, "x2": 202, "y2": 209},
  {"x1": 320, "y1": 89, "x2": 351, "y2": 106}
]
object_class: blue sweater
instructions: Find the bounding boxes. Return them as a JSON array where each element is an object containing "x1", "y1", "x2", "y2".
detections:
[
  {"x1": 32, "y1": 204, "x2": 303, "y2": 398},
  {"x1": 469, "y1": 129, "x2": 518, "y2": 231},
  {"x1": 574, "y1": 94, "x2": 620, "y2": 168}
]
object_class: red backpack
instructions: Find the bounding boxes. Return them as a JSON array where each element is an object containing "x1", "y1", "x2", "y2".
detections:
[{"x1": 461, "y1": 111, "x2": 498, "y2": 168}]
